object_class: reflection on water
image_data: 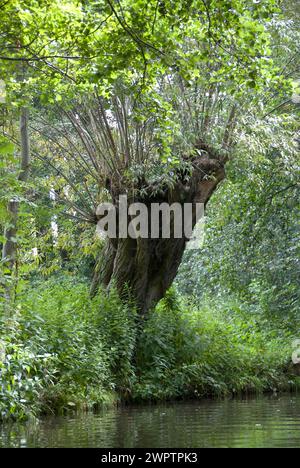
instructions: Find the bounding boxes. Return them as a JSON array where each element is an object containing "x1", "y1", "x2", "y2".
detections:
[{"x1": 1, "y1": 395, "x2": 300, "y2": 448}]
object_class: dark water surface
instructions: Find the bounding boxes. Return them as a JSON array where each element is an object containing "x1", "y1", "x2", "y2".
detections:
[{"x1": 1, "y1": 394, "x2": 300, "y2": 448}]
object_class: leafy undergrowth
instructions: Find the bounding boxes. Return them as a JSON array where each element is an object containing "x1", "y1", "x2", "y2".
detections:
[
  {"x1": 0, "y1": 277, "x2": 136, "y2": 421},
  {"x1": 134, "y1": 291, "x2": 300, "y2": 400},
  {"x1": 0, "y1": 279, "x2": 299, "y2": 421}
]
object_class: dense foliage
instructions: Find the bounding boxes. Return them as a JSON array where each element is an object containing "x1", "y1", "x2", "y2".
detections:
[
  {"x1": 177, "y1": 114, "x2": 300, "y2": 319},
  {"x1": 0, "y1": 280, "x2": 299, "y2": 421},
  {"x1": 0, "y1": 0, "x2": 299, "y2": 422}
]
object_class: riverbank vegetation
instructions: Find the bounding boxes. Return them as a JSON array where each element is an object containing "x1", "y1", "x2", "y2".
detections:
[
  {"x1": 0, "y1": 278, "x2": 299, "y2": 421},
  {"x1": 1, "y1": 0, "x2": 300, "y2": 421}
]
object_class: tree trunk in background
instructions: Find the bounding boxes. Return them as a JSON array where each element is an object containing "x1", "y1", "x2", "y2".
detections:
[
  {"x1": 2, "y1": 108, "x2": 30, "y2": 302},
  {"x1": 91, "y1": 155, "x2": 225, "y2": 317}
]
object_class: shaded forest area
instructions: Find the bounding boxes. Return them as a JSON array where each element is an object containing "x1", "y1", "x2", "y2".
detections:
[{"x1": 0, "y1": 0, "x2": 299, "y2": 421}]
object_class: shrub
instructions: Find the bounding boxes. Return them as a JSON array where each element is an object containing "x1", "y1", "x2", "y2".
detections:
[
  {"x1": 0, "y1": 277, "x2": 137, "y2": 420},
  {"x1": 134, "y1": 291, "x2": 297, "y2": 400},
  {"x1": 0, "y1": 313, "x2": 57, "y2": 420}
]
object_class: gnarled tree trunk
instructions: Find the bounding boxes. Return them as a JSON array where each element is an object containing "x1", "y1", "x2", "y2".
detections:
[{"x1": 91, "y1": 154, "x2": 225, "y2": 316}]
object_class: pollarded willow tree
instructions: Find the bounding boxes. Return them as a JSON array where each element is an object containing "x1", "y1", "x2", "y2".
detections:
[
  {"x1": 33, "y1": 86, "x2": 229, "y2": 314},
  {"x1": 3, "y1": 0, "x2": 298, "y2": 315}
]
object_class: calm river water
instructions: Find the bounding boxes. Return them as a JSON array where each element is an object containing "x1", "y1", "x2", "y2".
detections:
[{"x1": 1, "y1": 394, "x2": 300, "y2": 448}]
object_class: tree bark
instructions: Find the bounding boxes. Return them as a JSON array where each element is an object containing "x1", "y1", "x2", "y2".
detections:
[{"x1": 91, "y1": 153, "x2": 225, "y2": 316}]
